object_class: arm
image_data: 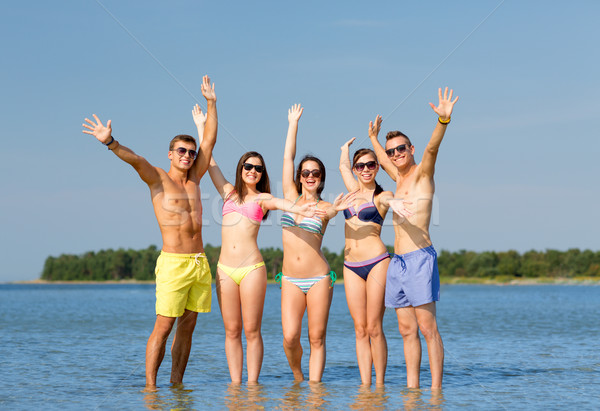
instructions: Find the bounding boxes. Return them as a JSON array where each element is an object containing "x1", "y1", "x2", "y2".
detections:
[
  {"x1": 421, "y1": 87, "x2": 459, "y2": 178},
  {"x1": 192, "y1": 103, "x2": 207, "y2": 144},
  {"x1": 82, "y1": 114, "x2": 160, "y2": 186},
  {"x1": 323, "y1": 191, "x2": 356, "y2": 220},
  {"x1": 339, "y1": 137, "x2": 360, "y2": 192},
  {"x1": 282, "y1": 104, "x2": 303, "y2": 199},
  {"x1": 192, "y1": 104, "x2": 233, "y2": 198},
  {"x1": 380, "y1": 192, "x2": 414, "y2": 219},
  {"x1": 191, "y1": 75, "x2": 218, "y2": 180},
  {"x1": 368, "y1": 115, "x2": 397, "y2": 181},
  {"x1": 256, "y1": 194, "x2": 320, "y2": 218},
  {"x1": 207, "y1": 156, "x2": 234, "y2": 199}
]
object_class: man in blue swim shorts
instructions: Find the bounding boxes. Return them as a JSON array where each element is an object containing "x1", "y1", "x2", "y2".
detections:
[
  {"x1": 82, "y1": 76, "x2": 218, "y2": 389},
  {"x1": 370, "y1": 87, "x2": 458, "y2": 389}
]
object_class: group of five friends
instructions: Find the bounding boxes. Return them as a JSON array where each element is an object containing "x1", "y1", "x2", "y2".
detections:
[{"x1": 82, "y1": 76, "x2": 458, "y2": 390}]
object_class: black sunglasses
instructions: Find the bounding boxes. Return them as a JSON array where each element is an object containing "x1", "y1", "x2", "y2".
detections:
[
  {"x1": 385, "y1": 144, "x2": 409, "y2": 157},
  {"x1": 243, "y1": 163, "x2": 264, "y2": 173},
  {"x1": 354, "y1": 161, "x2": 377, "y2": 171},
  {"x1": 301, "y1": 169, "x2": 322, "y2": 178},
  {"x1": 174, "y1": 147, "x2": 198, "y2": 159}
]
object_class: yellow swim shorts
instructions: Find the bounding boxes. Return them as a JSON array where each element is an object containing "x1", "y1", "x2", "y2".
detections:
[{"x1": 155, "y1": 251, "x2": 212, "y2": 317}]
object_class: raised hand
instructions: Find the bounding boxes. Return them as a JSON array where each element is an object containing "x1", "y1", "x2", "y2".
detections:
[
  {"x1": 201, "y1": 75, "x2": 216, "y2": 101},
  {"x1": 341, "y1": 137, "x2": 356, "y2": 151},
  {"x1": 288, "y1": 103, "x2": 303, "y2": 123},
  {"x1": 192, "y1": 104, "x2": 206, "y2": 127},
  {"x1": 82, "y1": 114, "x2": 112, "y2": 144},
  {"x1": 332, "y1": 191, "x2": 358, "y2": 212},
  {"x1": 429, "y1": 87, "x2": 458, "y2": 120},
  {"x1": 389, "y1": 198, "x2": 414, "y2": 220},
  {"x1": 296, "y1": 202, "x2": 319, "y2": 218},
  {"x1": 368, "y1": 115, "x2": 382, "y2": 139}
]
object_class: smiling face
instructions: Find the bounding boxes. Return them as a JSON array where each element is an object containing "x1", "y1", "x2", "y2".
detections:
[
  {"x1": 168, "y1": 140, "x2": 197, "y2": 170},
  {"x1": 352, "y1": 152, "x2": 379, "y2": 185},
  {"x1": 385, "y1": 136, "x2": 415, "y2": 169},
  {"x1": 241, "y1": 156, "x2": 263, "y2": 186},
  {"x1": 299, "y1": 159, "x2": 322, "y2": 194}
]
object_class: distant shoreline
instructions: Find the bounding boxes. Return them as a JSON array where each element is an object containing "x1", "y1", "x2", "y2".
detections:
[{"x1": 10, "y1": 277, "x2": 600, "y2": 286}]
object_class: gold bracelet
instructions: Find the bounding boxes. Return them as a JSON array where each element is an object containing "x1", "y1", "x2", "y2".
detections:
[{"x1": 438, "y1": 116, "x2": 451, "y2": 124}]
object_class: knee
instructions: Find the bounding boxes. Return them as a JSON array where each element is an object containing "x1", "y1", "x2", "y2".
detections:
[
  {"x1": 419, "y1": 323, "x2": 440, "y2": 341},
  {"x1": 366, "y1": 322, "x2": 383, "y2": 339},
  {"x1": 308, "y1": 331, "x2": 326, "y2": 349},
  {"x1": 398, "y1": 323, "x2": 419, "y2": 339},
  {"x1": 244, "y1": 326, "x2": 262, "y2": 342},
  {"x1": 224, "y1": 323, "x2": 243, "y2": 340},
  {"x1": 176, "y1": 316, "x2": 197, "y2": 335},
  {"x1": 354, "y1": 323, "x2": 368, "y2": 340},
  {"x1": 283, "y1": 331, "x2": 301, "y2": 348}
]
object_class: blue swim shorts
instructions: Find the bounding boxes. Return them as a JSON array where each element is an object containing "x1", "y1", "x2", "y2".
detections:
[{"x1": 385, "y1": 245, "x2": 440, "y2": 308}]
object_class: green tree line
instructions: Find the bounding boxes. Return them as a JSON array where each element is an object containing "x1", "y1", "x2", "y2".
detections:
[{"x1": 41, "y1": 245, "x2": 600, "y2": 281}]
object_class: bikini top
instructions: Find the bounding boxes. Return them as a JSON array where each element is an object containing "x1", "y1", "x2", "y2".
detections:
[
  {"x1": 343, "y1": 192, "x2": 384, "y2": 225},
  {"x1": 222, "y1": 195, "x2": 264, "y2": 222},
  {"x1": 280, "y1": 196, "x2": 324, "y2": 235}
]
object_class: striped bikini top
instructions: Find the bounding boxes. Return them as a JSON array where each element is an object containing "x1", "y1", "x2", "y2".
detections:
[
  {"x1": 280, "y1": 196, "x2": 323, "y2": 235},
  {"x1": 343, "y1": 192, "x2": 384, "y2": 225},
  {"x1": 222, "y1": 195, "x2": 264, "y2": 222}
]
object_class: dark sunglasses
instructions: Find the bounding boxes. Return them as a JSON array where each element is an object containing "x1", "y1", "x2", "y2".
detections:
[
  {"x1": 243, "y1": 163, "x2": 264, "y2": 173},
  {"x1": 174, "y1": 147, "x2": 198, "y2": 159},
  {"x1": 385, "y1": 144, "x2": 409, "y2": 157},
  {"x1": 354, "y1": 161, "x2": 377, "y2": 171},
  {"x1": 301, "y1": 169, "x2": 322, "y2": 178}
]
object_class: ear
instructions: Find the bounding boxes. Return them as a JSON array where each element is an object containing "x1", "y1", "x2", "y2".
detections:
[
  {"x1": 168, "y1": 151, "x2": 173, "y2": 160},
  {"x1": 410, "y1": 145, "x2": 416, "y2": 155}
]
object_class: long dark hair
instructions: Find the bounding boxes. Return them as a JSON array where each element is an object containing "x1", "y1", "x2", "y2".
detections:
[
  {"x1": 295, "y1": 155, "x2": 326, "y2": 200},
  {"x1": 352, "y1": 148, "x2": 383, "y2": 195},
  {"x1": 228, "y1": 151, "x2": 271, "y2": 220}
]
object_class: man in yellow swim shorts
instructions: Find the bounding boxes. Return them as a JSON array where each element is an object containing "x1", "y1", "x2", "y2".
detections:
[{"x1": 82, "y1": 76, "x2": 218, "y2": 388}]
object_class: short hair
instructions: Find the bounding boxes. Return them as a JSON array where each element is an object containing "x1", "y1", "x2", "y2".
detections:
[
  {"x1": 169, "y1": 134, "x2": 197, "y2": 151},
  {"x1": 385, "y1": 130, "x2": 412, "y2": 146},
  {"x1": 295, "y1": 155, "x2": 326, "y2": 199}
]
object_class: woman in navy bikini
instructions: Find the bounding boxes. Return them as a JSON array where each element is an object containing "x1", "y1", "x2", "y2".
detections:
[
  {"x1": 279, "y1": 104, "x2": 353, "y2": 382},
  {"x1": 339, "y1": 127, "x2": 411, "y2": 385},
  {"x1": 193, "y1": 105, "x2": 317, "y2": 383}
]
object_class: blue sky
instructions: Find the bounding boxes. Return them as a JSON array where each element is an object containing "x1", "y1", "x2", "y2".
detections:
[{"x1": 1, "y1": 1, "x2": 599, "y2": 282}]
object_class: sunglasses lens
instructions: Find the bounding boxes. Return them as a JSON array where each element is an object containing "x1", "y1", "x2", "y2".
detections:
[
  {"x1": 385, "y1": 149, "x2": 394, "y2": 156},
  {"x1": 312, "y1": 170, "x2": 321, "y2": 178},
  {"x1": 176, "y1": 148, "x2": 186, "y2": 155},
  {"x1": 367, "y1": 161, "x2": 377, "y2": 170},
  {"x1": 243, "y1": 163, "x2": 253, "y2": 170},
  {"x1": 255, "y1": 165, "x2": 263, "y2": 173},
  {"x1": 189, "y1": 150, "x2": 197, "y2": 159},
  {"x1": 301, "y1": 170, "x2": 310, "y2": 178},
  {"x1": 354, "y1": 163, "x2": 365, "y2": 171}
]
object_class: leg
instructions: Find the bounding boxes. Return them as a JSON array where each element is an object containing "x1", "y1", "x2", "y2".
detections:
[
  {"x1": 365, "y1": 258, "x2": 389, "y2": 385},
  {"x1": 146, "y1": 314, "x2": 177, "y2": 387},
  {"x1": 170, "y1": 309, "x2": 198, "y2": 384},
  {"x1": 216, "y1": 269, "x2": 244, "y2": 383},
  {"x1": 306, "y1": 276, "x2": 334, "y2": 382},
  {"x1": 239, "y1": 266, "x2": 267, "y2": 382},
  {"x1": 415, "y1": 302, "x2": 444, "y2": 389},
  {"x1": 281, "y1": 277, "x2": 308, "y2": 381},
  {"x1": 343, "y1": 267, "x2": 372, "y2": 385},
  {"x1": 396, "y1": 306, "x2": 421, "y2": 388}
]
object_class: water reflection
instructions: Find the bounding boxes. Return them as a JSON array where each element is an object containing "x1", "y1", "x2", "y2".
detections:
[
  {"x1": 142, "y1": 383, "x2": 196, "y2": 410},
  {"x1": 224, "y1": 382, "x2": 268, "y2": 410},
  {"x1": 276, "y1": 381, "x2": 331, "y2": 409},
  {"x1": 400, "y1": 388, "x2": 445, "y2": 410},
  {"x1": 350, "y1": 384, "x2": 388, "y2": 409}
]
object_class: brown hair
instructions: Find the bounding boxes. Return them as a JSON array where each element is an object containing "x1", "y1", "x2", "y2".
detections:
[
  {"x1": 228, "y1": 151, "x2": 271, "y2": 220},
  {"x1": 169, "y1": 134, "x2": 197, "y2": 151},
  {"x1": 295, "y1": 155, "x2": 326, "y2": 200},
  {"x1": 352, "y1": 148, "x2": 383, "y2": 195},
  {"x1": 385, "y1": 130, "x2": 412, "y2": 146}
]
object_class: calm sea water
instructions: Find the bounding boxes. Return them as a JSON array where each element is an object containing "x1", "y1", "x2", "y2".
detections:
[{"x1": 0, "y1": 283, "x2": 598, "y2": 410}]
